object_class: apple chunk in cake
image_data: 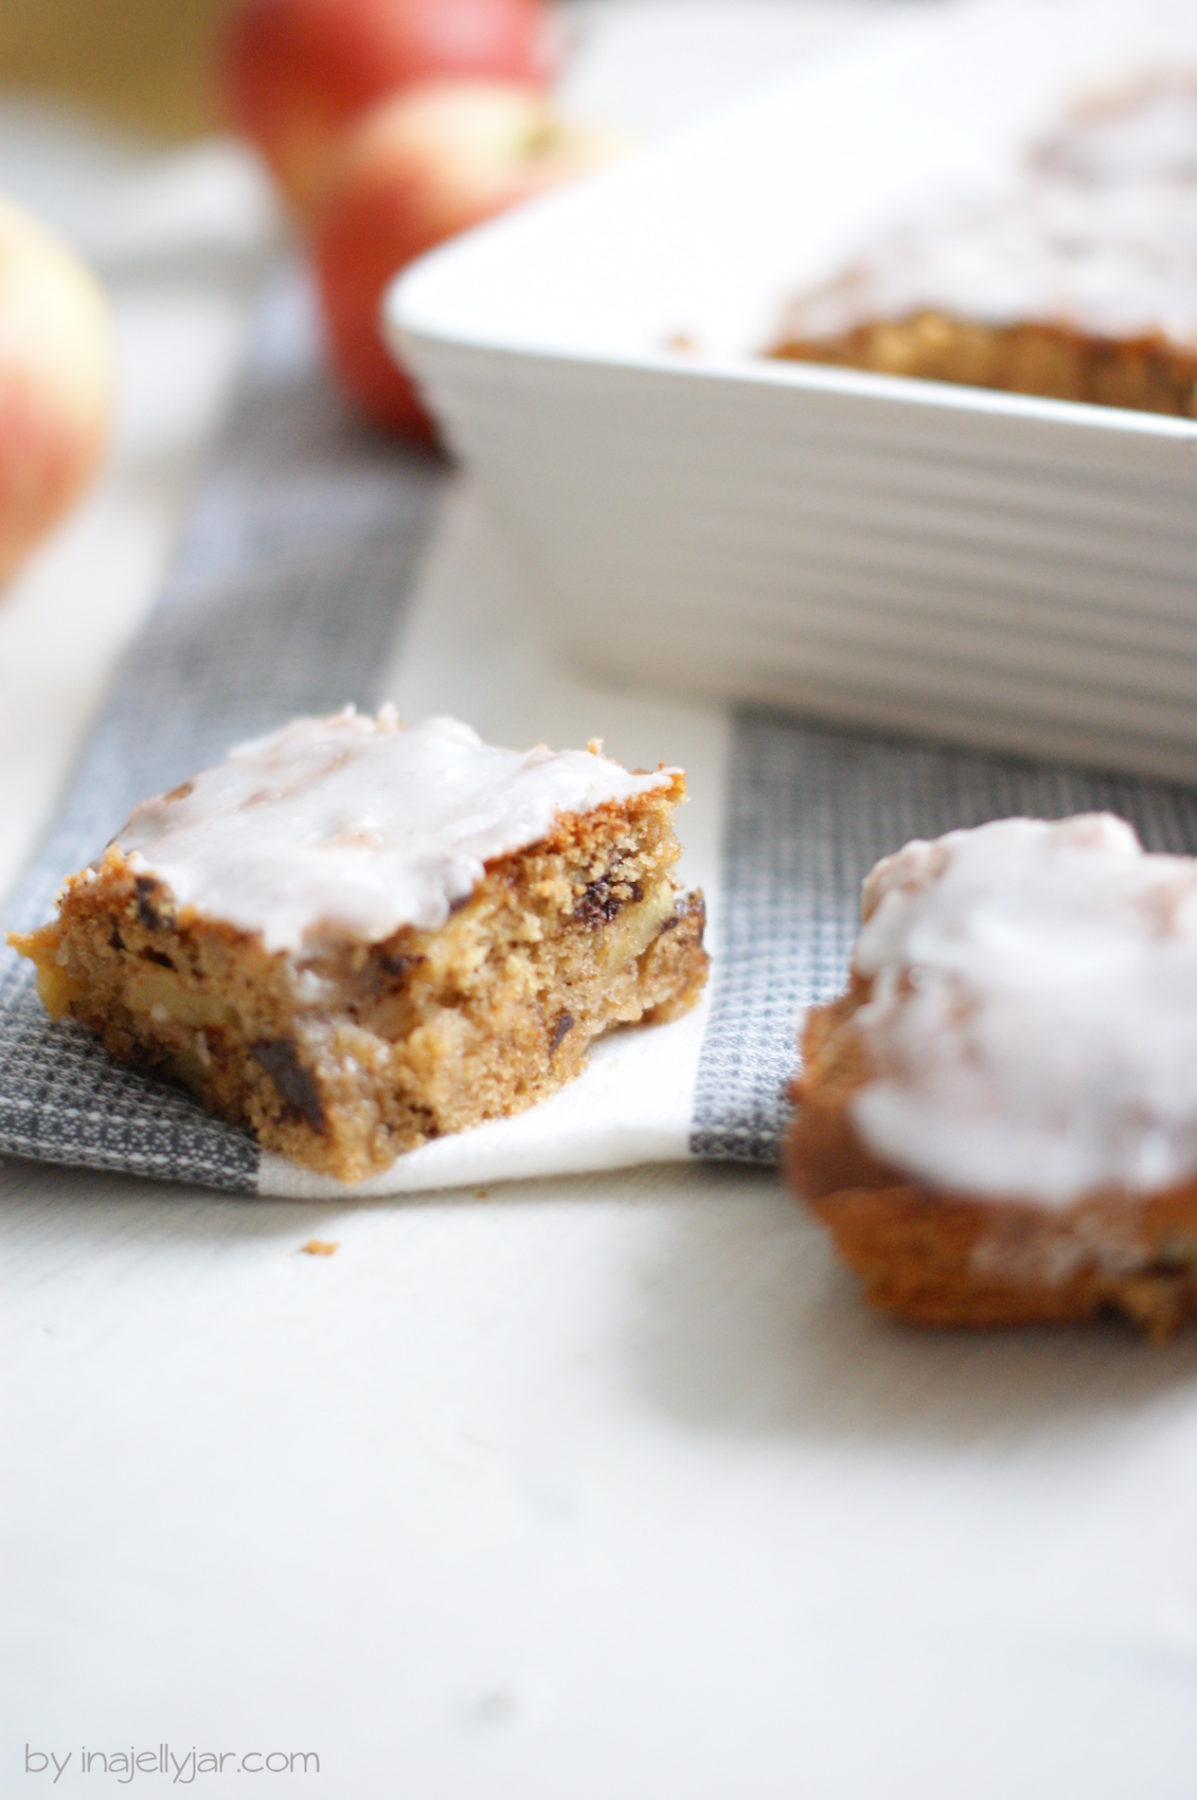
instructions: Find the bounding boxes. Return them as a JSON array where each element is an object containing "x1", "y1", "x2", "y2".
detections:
[{"x1": 12, "y1": 710, "x2": 709, "y2": 1180}]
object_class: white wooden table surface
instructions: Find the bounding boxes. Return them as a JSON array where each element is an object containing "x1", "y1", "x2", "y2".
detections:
[{"x1": 5, "y1": 7, "x2": 1197, "y2": 1796}]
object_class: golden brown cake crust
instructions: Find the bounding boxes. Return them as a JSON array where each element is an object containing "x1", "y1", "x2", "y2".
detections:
[
  {"x1": 788, "y1": 981, "x2": 1197, "y2": 1339},
  {"x1": 13, "y1": 783, "x2": 708, "y2": 1182},
  {"x1": 771, "y1": 314, "x2": 1197, "y2": 419}
]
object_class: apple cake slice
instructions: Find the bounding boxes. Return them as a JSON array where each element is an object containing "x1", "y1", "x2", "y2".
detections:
[
  {"x1": 12, "y1": 709, "x2": 708, "y2": 1181},
  {"x1": 788, "y1": 815, "x2": 1197, "y2": 1337}
]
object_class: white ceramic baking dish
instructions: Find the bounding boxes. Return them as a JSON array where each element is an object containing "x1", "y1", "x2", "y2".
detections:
[{"x1": 387, "y1": 0, "x2": 1197, "y2": 780}]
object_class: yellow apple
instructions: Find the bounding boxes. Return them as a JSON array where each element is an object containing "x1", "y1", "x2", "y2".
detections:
[{"x1": 0, "y1": 196, "x2": 114, "y2": 587}]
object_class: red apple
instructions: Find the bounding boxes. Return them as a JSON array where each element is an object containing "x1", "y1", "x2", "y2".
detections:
[
  {"x1": 0, "y1": 196, "x2": 113, "y2": 588},
  {"x1": 219, "y1": 0, "x2": 559, "y2": 213},
  {"x1": 313, "y1": 79, "x2": 622, "y2": 436}
]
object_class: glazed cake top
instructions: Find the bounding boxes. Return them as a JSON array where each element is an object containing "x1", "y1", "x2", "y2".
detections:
[
  {"x1": 848, "y1": 814, "x2": 1197, "y2": 1206},
  {"x1": 115, "y1": 710, "x2": 676, "y2": 954},
  {"x1": 781, "y1": 191, "x2": 1197, "y2": 348},
  {"x1": 779, "y1": 81, "x2": 1197, "y2": 350},
  {"x1": 1032, "y1": 79, "x2": 1197, "y2": 185}
]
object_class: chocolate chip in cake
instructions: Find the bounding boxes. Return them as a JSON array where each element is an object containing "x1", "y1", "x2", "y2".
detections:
[
  {"x1": 142, "y1": 947, "x2": 175, "y2": 969},
  {"x1": 577, "y1": 873, "x2": 643, "y2": 926},
  {"x1": 251, "y1": 1038, "x2": 327, "y2": 1132},
  {"x1": 375, "y1": 948, "x2": 423, "y2": 982},
  {"x1": 134, "y1": 877, "x2": 167, "y2": 931},
  {"x1": 550, "y1": 1010, "x2": 575, "y2": 1056}
]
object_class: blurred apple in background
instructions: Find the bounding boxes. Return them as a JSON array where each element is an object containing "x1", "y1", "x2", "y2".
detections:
[
  {"x1": 312, "y1": 79, "x2": 621, "y2": 437},
  {"x1": 219, "y1": 0, "x2": 559, "y2": 212},
  {"x1": 0, "y1": 196, "x2": 113, "y2": 587}
]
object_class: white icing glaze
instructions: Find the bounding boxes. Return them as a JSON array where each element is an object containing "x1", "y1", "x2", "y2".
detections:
[
  {"x1": 785, "y1": 189, "x2": 1197, "y2": 347},
  {"x1": 849, "y1": 815, "x2": 1197, "y2": 1205},
  {"x1": 781, "y1": 82, "x2": 1197, "y2": 351},
  {"x1": 115, "y1": 710, "x2": 676, "y2": 954},
  {"x1": 1034, "y1": 81, "x2": 1197, "y2": 185}
]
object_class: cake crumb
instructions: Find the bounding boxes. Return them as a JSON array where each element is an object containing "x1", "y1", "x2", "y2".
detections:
[{"x1": 300, "y1": 1238, "x2": 339, "y2": 1256}]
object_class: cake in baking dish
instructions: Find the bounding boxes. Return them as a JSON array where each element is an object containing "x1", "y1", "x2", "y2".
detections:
[
  {"x1": 769, "y1": 79, "x2": 1197, "y2": 417},
  {"x1": 788, "y1": 815, "x2": 1197, "y2": 1337},
  {"x1": 12, "y1": 710, "x2": 708, "y2": 1180}
]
